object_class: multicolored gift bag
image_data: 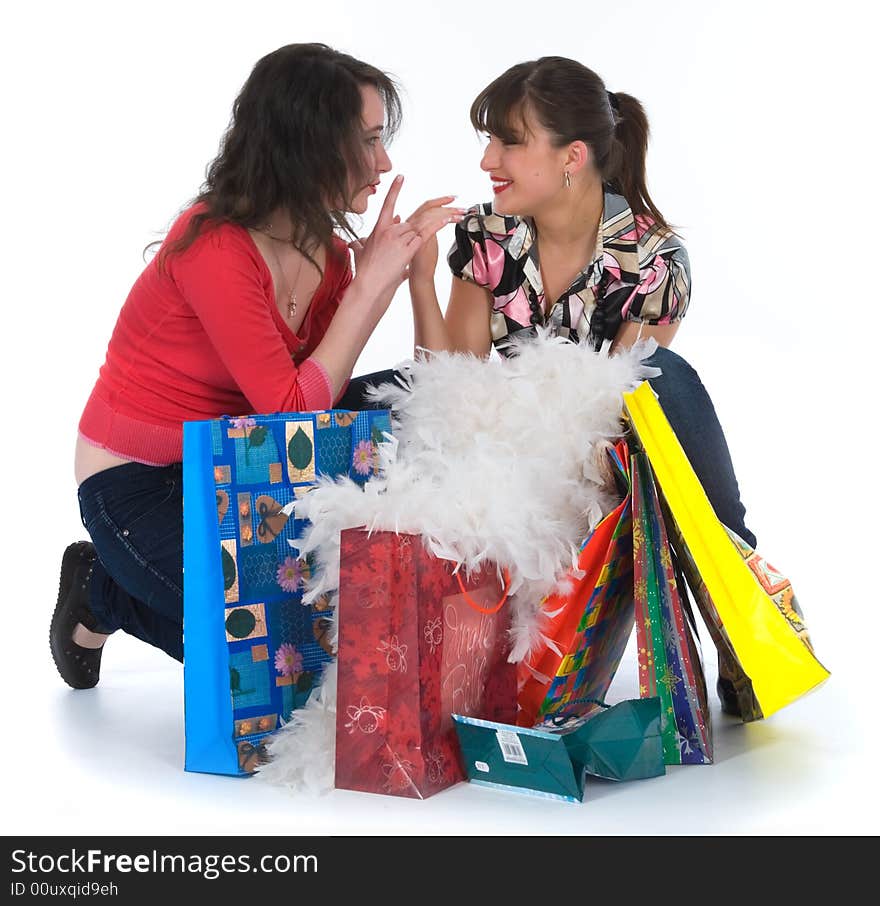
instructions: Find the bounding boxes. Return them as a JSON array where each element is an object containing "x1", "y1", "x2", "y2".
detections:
[
  {"x1": 624, "y1": 381, "x2": 830, "y2": 721},
  {"x1": 631, "y1": 451, "x2": 712, "y2": 764},
  {"x1": 517, "y1": 441, "x2": 636, "y2": 728},
  {"x1": 183, "y1": 409, "x2": 391, "y2": 776},
  {"x1": 335, "y1": 528, "x2": 517, "y2": 799}
]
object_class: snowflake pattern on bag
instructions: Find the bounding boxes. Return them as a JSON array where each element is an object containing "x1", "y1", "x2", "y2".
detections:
[{"x1": 335, "y1": 528, "x2": 517, "y2": 799}]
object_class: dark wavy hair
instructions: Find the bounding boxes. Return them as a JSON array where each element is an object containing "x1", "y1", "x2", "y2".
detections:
[
  {"x1": 154, "y1": 43, "x2": 401, "y2": 270},
  {"x1": 470, "y1": 56, "x2": 671, "y2": 233}
]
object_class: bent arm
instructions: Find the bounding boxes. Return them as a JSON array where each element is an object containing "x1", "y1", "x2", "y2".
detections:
[
  {"x1": 410, "y1": 275, "x2": 493, "y2": 358},
  {"x1": 610, "y1": 321, "x2": 680, "y2": 354},
  {"x1": 410, "y1": 275, "x2": 451, "y2": 354},
  {"x1": 611, "y1": 241, "x2": 689, "y2": 354},
  {"x1": 309, "y1": 279, "x2": 394, "y2": 400}
]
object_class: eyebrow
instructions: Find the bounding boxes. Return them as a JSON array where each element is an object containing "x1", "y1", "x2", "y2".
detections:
[{"x1": 363, "y1": 124, "x2": 384, "y2": 133}]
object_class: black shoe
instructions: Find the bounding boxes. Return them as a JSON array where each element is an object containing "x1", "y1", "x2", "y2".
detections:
[
  {"x1": 716, "y1": 676, "x2": 742, "y2": 718},
  {"x1": 50, "y1": 541, "x2": 105, "y2": 690}
]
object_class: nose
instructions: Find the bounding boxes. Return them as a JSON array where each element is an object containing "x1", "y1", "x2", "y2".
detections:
[
  {"x1": 480, "y1": 141, "x2": 498, "y2": 172},
  {"x1": 376, "y1": 141, "x2": 392, "y2": 174}
]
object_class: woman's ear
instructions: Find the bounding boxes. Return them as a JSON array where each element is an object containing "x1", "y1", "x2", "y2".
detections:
[{"x1": 565, "y1": 140, "x2": 591, "y2": 175}]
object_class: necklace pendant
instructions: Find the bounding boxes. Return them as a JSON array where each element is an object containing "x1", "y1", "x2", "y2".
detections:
[{"x1": 288, "y1": 291, "x2": 297, "y2": 320}]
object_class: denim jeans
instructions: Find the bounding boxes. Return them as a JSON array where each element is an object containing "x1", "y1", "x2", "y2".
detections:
[
  {"x1": 642, "y1": 347, "x2": 756, "y2": 548},
  {"x1": 336, "y1": 345, "x2": 757, "y2": 549},
  {"x1": 77, "y1": 461, "x2": 184, "y2": 661}
]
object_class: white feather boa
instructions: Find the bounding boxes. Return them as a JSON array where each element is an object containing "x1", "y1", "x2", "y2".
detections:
[{"x1": 254, "y1": 331, "x2": 659, "y2": 791}]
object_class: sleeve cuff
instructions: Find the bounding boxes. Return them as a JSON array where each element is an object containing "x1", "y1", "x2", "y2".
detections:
[{"x1": 297, "y1": 358, "x2": 334, "y2": 411}]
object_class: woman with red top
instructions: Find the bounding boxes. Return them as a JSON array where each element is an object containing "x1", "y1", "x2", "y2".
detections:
[{"x1": 52, "y1": 43, "x2": 464, "y2": 688}]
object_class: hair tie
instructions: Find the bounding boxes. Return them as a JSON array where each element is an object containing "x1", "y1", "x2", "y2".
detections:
[{"x1": 607, "y1": 90, "x2": 620, "y2": 113}]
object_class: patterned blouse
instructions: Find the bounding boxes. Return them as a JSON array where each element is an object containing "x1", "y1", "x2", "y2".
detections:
[{"x1": 447, "y1": 186, "x2": 691, "y2": 355}]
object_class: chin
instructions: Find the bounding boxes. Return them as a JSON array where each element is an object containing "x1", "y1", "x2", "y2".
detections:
[
  {"x1": 491, "y1": 189, "x2": 531, "y2": 218},
  {"x1": 492, "y1": 196, "x2": 523, "y2": 217},
  {"x1": 348, "y1": 190, "x2": 371, "y2": 216}
]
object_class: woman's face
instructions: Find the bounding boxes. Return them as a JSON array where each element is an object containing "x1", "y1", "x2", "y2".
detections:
[
  {"x1": 347, "y1": 84, "x2": 393, "y2": 215},
  {"x1": 480, "y1": 109, "x2": 570, "y2": 217}
]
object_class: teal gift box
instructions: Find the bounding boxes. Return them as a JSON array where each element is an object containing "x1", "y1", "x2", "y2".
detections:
[{"x1": 453, "y1": 697, "x2": 665, "y2": 802}]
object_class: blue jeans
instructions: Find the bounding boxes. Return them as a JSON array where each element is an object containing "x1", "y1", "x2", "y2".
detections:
[
  {"x1": 77, "y1": 461, "x2": 184, "y2": 661},
  {"x1": 642, "y1": 347, "x2": 755, "y2": 548},
  {"x1": 336, "y1": 346, "x2": 757, "y2": 549}
]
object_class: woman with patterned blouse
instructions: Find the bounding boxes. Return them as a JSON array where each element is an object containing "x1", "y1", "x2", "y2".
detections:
[
  {"x1": 338, "y1": 56, "x2": 753, "y2": 715},
  {"x1": 409, "y1": 57, "x2": 691, "y2": 373}
]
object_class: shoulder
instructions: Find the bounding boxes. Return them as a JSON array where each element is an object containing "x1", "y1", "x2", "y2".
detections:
[
  {"x1": 329, "y1": 234, "x2": 351, "y2": 266},
  {"x1": 456, "y1": 202, "x2": 521, "y2": 242},
  {"x1": 328, "y1": 235, "x2": 353, "y2": 292},
  {"x1": 163, "y1": 204, "x2": 264, "y2": 274},
  {"x1": 632, "y1": 214, "x2": 689, "y2": 268}
]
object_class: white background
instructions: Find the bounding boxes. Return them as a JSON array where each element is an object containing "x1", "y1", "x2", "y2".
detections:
[{"x1": 2, "y1": 0, "x2": 878, "y2": 835}]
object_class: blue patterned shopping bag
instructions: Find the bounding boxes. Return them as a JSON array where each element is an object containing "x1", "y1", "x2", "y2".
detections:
[{"x1": 183, "y1": 408, "x2": 391, "y2": 776}]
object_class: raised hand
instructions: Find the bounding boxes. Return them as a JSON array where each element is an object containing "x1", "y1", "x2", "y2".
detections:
[
  {"x1": 348, "y1": 178, "x2": 465, "y2": 305},
  {"x1": 406, "y1": 196, "x2": 467, "y2": 284}
]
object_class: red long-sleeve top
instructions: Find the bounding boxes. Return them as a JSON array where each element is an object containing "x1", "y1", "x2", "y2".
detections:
[{"x1": 79, "y1": 205, "x2": 352, "y2": 465}]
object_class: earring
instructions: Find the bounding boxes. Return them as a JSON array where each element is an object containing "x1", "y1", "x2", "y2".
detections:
[{"x1": 564, "y1": 171, "x2": 572, "y2": 188}]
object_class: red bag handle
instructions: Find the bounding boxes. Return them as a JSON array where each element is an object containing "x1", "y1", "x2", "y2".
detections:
[{"x1": 455, "y1": 569, "x2": 511, "y2": 614}]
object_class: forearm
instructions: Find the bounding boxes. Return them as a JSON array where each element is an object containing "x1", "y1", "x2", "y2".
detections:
[
  {"x1": 309, "y1": 280, "x2": 390, "y2": 398},
  {"x1": 409, "y1": 277, "x2": 452, "y2": 355}
]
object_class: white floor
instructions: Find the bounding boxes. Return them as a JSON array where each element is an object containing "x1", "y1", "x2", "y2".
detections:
[{"x1": 9, "y1": 603, "x2": 873, "y2": 837}]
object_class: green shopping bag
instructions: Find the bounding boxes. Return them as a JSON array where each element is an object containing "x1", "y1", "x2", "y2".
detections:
[
  {"x1": 453, "y1": 697, "x2": 664, "y2": 802},
  {"x1": 561, "y1": 697, "x2": 665, "y2": 782}
]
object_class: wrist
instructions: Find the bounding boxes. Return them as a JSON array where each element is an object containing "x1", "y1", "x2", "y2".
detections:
[
  {"x1": 408, "y1": 272, "x2": 437, "y2": 294},
  {"x1": 342, "y1": 278, "x2": 394, "y2": 332},
  {"x1": 344, "y1": 276, "x2": 384, "y2": 311}
]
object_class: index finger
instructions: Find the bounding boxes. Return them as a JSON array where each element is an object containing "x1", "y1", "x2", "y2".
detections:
[
  {"x1": 407, "y1": 195, "x2": 458, "y2": 220},
  {"x1": 377, "y1": 175, "x2": 404, "y2": 228}
]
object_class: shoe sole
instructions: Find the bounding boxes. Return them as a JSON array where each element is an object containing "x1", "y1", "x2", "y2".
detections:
[{"x1": 50, "y1": 542, "x2": 101, "y2": 690}]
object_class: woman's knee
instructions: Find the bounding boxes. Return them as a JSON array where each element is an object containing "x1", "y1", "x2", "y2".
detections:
[
  {"x1": 643, "y1": 345, "x2": 699, "y2": 385},
  {"x1": 336, "y1": 369, "x2": 402, "y2": 410}
]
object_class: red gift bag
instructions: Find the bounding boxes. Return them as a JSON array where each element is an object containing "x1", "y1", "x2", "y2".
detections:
[{"x1": 335, "y1": 528, "x2": 516, "y2": 798}]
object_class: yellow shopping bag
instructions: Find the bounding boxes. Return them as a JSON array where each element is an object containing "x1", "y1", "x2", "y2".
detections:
[{"x1": 623, "y1": 382, "x2": 830, "y2": 721}]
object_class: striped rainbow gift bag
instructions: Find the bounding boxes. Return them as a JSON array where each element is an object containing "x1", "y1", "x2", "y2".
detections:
[{"x1": 631, "y1": 451, "x2": 712, "y2": 764}]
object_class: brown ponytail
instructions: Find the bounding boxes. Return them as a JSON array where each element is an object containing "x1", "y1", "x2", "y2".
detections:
[{"x1": 603, "y1": 91, "x2": 670, "y2": 232}]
